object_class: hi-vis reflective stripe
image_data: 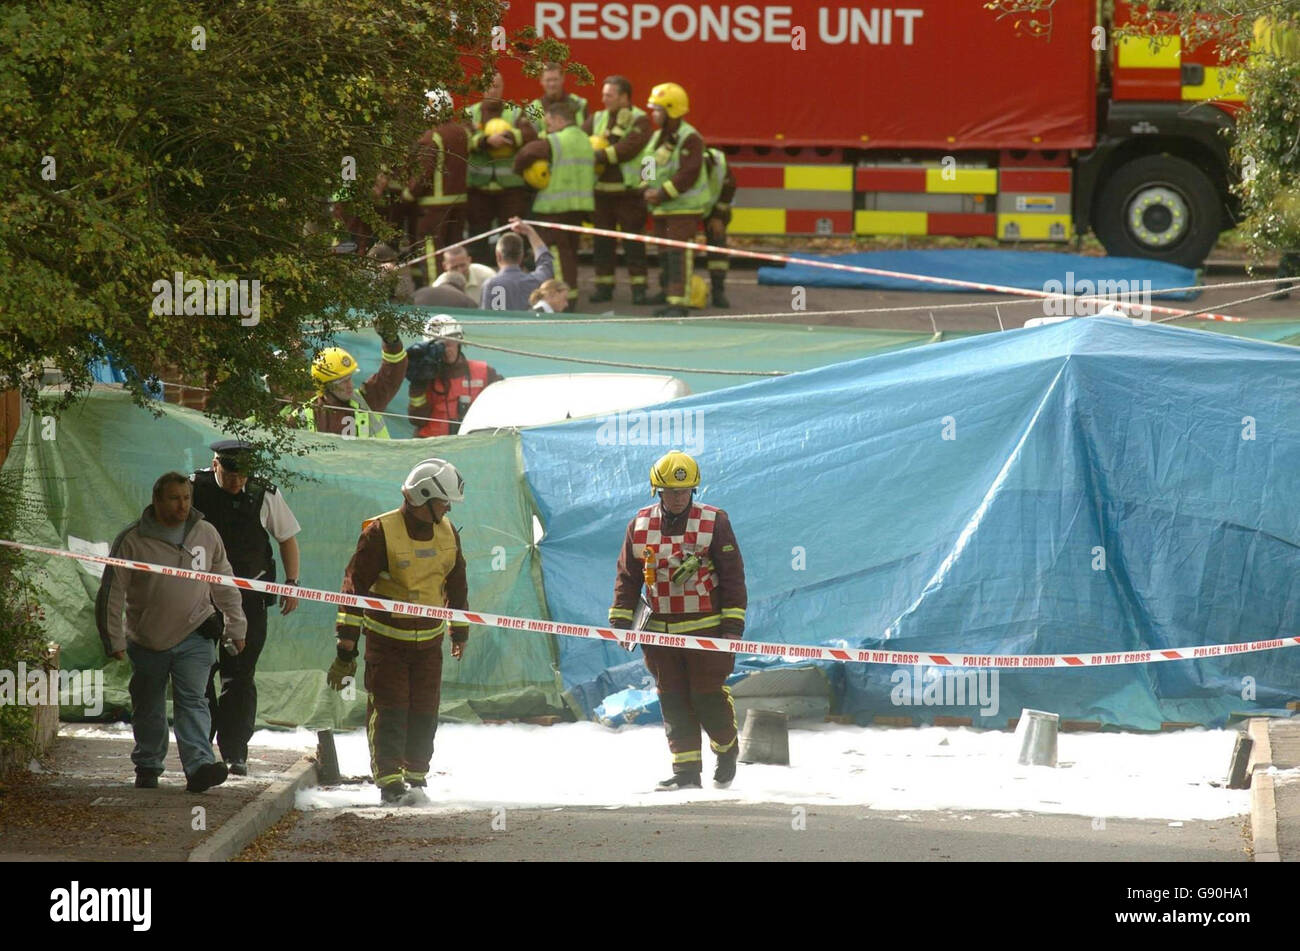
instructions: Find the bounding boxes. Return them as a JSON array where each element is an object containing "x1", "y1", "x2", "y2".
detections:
[
  {"x1": 362, "y1": 615, "x2": 448, "y2": 642},
  {"x1": 608, "y1": 607, "x2": 635, "y2": 621},
  {"x1": 6, "y1": 539, "x2": 1297, "y2": 669},
  {"x1": 673, "y1": 750, "x2": 703, "y2": 764},
  {"x1": 643, "y1": 614, "x2": 723, "y2": 635},
  {"x1": 720, "y1": 608, "x2": 746, "y2": 621}
]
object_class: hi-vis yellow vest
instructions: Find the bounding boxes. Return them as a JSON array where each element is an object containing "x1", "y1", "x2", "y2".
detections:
[{"x1": 365, "y1": 509, "x2": 457, "y2": 641}]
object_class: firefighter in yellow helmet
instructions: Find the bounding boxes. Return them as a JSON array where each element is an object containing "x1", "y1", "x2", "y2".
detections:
[
  {"x1": 643, "y1": 83, "x2": 710, "y2": 319},
  {"x1": 609, "y1": 451, "x2": 748, "y2": 790},
  {"x1": 287, "y1": 323, "x2": 408, "y2": 437}
]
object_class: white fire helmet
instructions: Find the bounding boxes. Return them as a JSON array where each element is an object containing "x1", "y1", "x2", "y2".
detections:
[
  {"x1": 402, "y1": 458, "x2": 465, "y2": 507},
  {"x1": 424, "y1": 314, "x2": 464, "y2": 341}
]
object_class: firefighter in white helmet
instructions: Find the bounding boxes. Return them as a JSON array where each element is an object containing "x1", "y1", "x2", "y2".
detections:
[
  {"x1": 609, "y1": 451, "x2": 748, "y2": 790},
  {"x1": 329, "y1": 458, "x2": 470, "y2": 806}
]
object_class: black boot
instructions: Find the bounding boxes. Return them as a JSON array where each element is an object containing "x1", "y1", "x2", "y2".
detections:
[
  {"x1": 589, "y1": 285, "x2": 614, "y2": 303},
  {"x1": 710, "y1": 273, "x2": 731, "y2": 309},
  {"x1": 645, "y1": 290, "x2": 668, "y2": 306},
  {"x1": 134, "y1": 769, "x2": 160, "y2": 789},
  {"x1": 185, "y1": 761, "x2": 228, "y2": 793},
  {"x1": 656, "y1": 771, "x2": 702, "y2": 791},
  {"x1": 379, "y1": 781, "x2": 409, "y2": 805},
  {"x1": 713, "y1": 746, "x2": 739, "y2": 788},
  {"x1": 653, "y1": 305, "x2": 688, "y2": 318},
  {"x1": 631, "y1": 285, "x2": 648, "y2": 305}
]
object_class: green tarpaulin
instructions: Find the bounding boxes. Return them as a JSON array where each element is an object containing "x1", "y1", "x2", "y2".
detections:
[{"x1": 5, "y1": 388, "x2": 558, "y2": 728}]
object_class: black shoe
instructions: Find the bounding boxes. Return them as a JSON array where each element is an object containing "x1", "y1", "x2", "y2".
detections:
[
  {"x1": 631, "y1": 286, "x2": 648, "y2": 305},
  {"x1": 713, "y1": 746, "x2": 739, "y2": 788},
  {"x1": 228, "y1": 761, "x2": 248, "y2": 777},
  {"x1": 589, "y1": 286, "x2": 614, "y2": 303},
  {"x1": 379, "y1": 781, "x2": 409, "y2": 805},
  {"x1": 653, "y1": 306, "x2": 689, "y2": 318},
  {"x1": 656, "y1": 772, "x2": 702, "y2": 791},
  {"x1": 644, "y1": 290, "x2": 668, "y2": 306},
  {"x1": 711, "y1": 291, "x2": 731, "y2": 309},
  {"x1": 185, "y1": 761, "x2": 229, "y2": 793},
  {"x1": 134, "y1": 770, "x2": 159, "y2": 789}
]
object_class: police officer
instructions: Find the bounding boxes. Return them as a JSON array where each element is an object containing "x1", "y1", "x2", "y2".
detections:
[
  {"x1": 194, "y1": 440, "x2": 302, "y2": 776},
  {"x1": 609, "y1": 451, "x2": 748, "y2": 790}
]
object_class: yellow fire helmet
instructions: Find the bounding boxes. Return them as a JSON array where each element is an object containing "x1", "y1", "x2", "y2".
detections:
[
  {"x1": 523, "y1": 159, "x2": 551, "y2": 190},
  {"x1": 311, "y1": 347, "x2": 359, "y2": 385},
  {"x1": 649, "y1": 450, "x2": 700, "y2": 494},
  {"x1": 483, "y1": 117, "x2": 516, "y2": 159},
  {"x1": 647, "y1": 82, "x2": 689, "y2": 119}
]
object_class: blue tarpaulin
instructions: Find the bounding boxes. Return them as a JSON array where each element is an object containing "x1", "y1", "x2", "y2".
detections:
[
  {"x1": 756, "y1": 249, "x2": 1201, "y2": 300},
  {"x1": 522, "y1": 317, "x2": 1300, "y2": 729}
]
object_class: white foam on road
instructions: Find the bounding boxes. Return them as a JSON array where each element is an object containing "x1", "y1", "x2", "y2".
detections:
[{"x1": 267, "y1": 721, "x2": 1248, "y2": 821}]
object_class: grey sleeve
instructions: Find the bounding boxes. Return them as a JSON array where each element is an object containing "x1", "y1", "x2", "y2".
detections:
[
  {"x1": 530, "y1": 249, "x2": 554, "y2": 283},
  {"x1": 96, "y1": 527, "x2": 136, "y2": 654}
]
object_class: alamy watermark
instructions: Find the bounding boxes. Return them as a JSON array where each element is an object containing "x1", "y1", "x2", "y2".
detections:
[
  {"x1": 595, "y1": 408, "x2": 704, "y2": 454},
  {"x1": 889, "y1": 664, "x2": 999, "y2": 716},
  {"x1": 1041, "y1": 272, "x2": 1152, "y2": 319},
  {"x1": 0, "y1": 663, "x2": 104, "y2": 717},
  {"x1": 151, "y1": 271, "x2": 261, "y2": 326}
]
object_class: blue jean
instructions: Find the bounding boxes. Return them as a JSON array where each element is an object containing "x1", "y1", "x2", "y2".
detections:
[{"x1": 127, "y1": 631, "x2": 217, "y2": 776}]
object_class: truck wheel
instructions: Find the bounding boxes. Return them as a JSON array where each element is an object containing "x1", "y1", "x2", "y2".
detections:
[{"x1": 1093, "y1": 155, "x2": 1222, "y2": 267}]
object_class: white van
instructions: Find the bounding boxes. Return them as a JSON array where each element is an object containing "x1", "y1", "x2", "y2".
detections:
[{"x1": 457, "y1": 373, "x2": 692, "y2": 434}]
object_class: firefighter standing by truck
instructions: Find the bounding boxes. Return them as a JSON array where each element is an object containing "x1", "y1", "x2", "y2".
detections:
[
  {"x1": 701, "y1": 147, "x2": 736, "y2": 309},
  {"x1": 409, "y1": 91, "x2": 470, "y2": 287},
  {"x1": 328, "y1": 458, "x2": 470, "y2": 806},
  {"x1": 643, "y1": 83, "x2": 710, "y2": 319},
  {"x1": 609, "y1": 451, "x2": 748, "y2": 790},
  {"x1": 527, "y1": 62, "x2": 589, "y2": 132},
  {"x1": 583, "y1": 75, "x2": 653, "y2": 306},
  {"x1": 513, "y1": 100, "x2": 595, "y2": 309},
  {"x1": 465, "y1": 71, "x2": 536, "y2": 265}
]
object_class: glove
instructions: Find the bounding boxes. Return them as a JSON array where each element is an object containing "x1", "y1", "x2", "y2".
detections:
[
  {"x1": 610, "y1": 618, "x2": 633, "y2": 631},
  {"x1": 451, "y1": 623, "x2": 469, "y2": 644},
  {"x1": 327, "y1": 654, "x2": 357, "y2": 691}
]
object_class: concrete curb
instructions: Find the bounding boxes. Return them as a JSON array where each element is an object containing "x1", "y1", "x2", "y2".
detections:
[
  {"x1": 1247, "y1": 719, "x2": 1280, "y2": 863},
  {"x1": 189, "y1": 756, "x2": 317, "y2": 863}
]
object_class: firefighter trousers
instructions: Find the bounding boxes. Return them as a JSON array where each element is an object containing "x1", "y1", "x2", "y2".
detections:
[
  {"x1": 363, "y1": 632, "x2": 445, "y2": 788},
  {"x1": 592, "y1": 191, "x2": 648, "y2": 288},
  {"x1": 642, "y1": 639, "x2": 737, "y2": 775},
  {"x1": 537, "y1": 211, "x2": 588, "y2": 303},
  {"x1": 652, "y1": 214, "x2": 700, "y2": 307},
  {"x1": 704, "y1": 211, "x2": 730, "y2": 295},
  {"x1": 413, "y1": 202, "x2": 468, "y2": 286},
  {"x1": 466, "y1": 188, "x2": 534, "y2": 265}
]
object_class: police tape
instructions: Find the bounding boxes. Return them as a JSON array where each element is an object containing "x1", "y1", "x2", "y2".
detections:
[
  {"x1": 4, "y1": 538, "x2": 1297, "y2": 669},
  {"x1": 519, "y1": 218, "x2": 1246, "y2": 323}
]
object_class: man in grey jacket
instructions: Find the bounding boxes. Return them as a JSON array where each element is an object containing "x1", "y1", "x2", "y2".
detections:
[{"x1": 96, "y1": 471, "x2": 247, "y2": 792}]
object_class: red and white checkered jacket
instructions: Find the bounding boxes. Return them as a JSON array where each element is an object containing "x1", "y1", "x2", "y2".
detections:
[{"x1": 610, "y1": 500, "x2": 747, "y2": 635}]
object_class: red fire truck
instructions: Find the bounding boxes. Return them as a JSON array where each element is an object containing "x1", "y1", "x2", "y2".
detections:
[{"x1": 496, "y1": 1, "x2": 1242, "y2": 266}]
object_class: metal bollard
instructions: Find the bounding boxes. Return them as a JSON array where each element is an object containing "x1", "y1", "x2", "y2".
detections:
[
  {"x1": 738, "y1": 708, "x2": 790, "y2": 765},
  {"x1": 1014, "y1": 708, "x2": 1059, "y2": 767}
]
